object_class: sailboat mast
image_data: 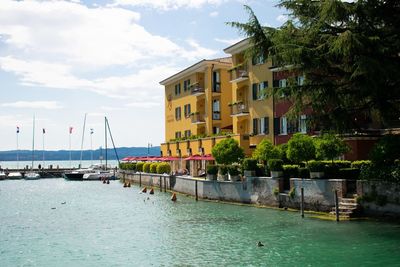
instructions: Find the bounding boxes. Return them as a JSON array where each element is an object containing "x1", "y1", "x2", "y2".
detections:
[
  {"x1": 105, "y1": 116, "x2": 107, "y2": 171},
  {"x1": 31, "y1": 115, "x2": 35, "y2": 170},
  {"x1": 105, "y1": 117, "x2": 120, "y2": 166},
  {"x1": 79, "y1": 113, "x2": 87, "y2": 167}
]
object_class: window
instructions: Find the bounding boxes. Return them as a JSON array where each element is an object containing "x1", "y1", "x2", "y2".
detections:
[
  {"x1": 175, "y1": 132, "x2": 181, "y2": 139},
  {"x1": 212, "y1": 99, "x2": 220, "y2": 120},
  {"x1": 299, "y1": 114, "x2": 307, "y2": 133},
  {"x1": 279, "y1": 79, "x2": 287, "y2": 88},
  {"x1": 280, "y1": 116, "x2": 287, "y2": 135},
  {"x1": 184, "y1": 104, "x2": 191, "y2": 118},
  {"x1": 213, "y1": 71, "x2": 221, "y2": 92},
  {"x1": 184, "y1": 130, "x2": 191, "y2": 138},
  {"x1": 253, "y1": 117, "x2": 269, "y2": 135},
  {"x1": 212, "y1": 127, "x2": 220, "y2": 134},
  {"x1": 297, "y1": 76, "x2": 305, "y2": 86},
  {"x1": 175, "y1": 107, "x2": 181, "y2": 120},
  {"x1": 174, "y1": 83, "x2": 181, "y2": 95},
  {"x1": 252, "y1": 81, "x2": 268, "y2": 100},
  {"x1": 252, "y1": 54, "x2": 266, "y2": 65},
  {"x1": 183, "y1": 79, "x2": 191, "y2": 92}
]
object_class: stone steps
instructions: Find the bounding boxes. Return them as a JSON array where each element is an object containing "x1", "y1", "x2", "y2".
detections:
[{"x1": 330, "y1": 196, "x2": 360, "y2": 219}]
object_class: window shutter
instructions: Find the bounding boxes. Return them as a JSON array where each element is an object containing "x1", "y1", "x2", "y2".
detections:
[
  {"x1": 273, "y1": 80, "x2": 279, "y2": 88},
  {"x1": 253, "y1": 118, "x2": 258, "y2": 135},
  {"x1": 263, "y1": 81, "x2": 268, "y2": 89},
  {"x1": 252, "y1": 84, "x2": 257, "y2": 100},
  {"x1": 274, "y1": 118, "x2": 280, "y2": 135},
  {"x1": 264, "y1": 117, "x2": 269, "y2": 134}
]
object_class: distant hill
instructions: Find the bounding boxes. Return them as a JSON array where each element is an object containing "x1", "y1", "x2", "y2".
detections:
[{"x1": 0, "y1": 146, "x2": 161, "y2": 161}]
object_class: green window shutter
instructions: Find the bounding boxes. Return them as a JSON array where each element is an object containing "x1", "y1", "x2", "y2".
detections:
[{"x1": 252, "y1": 84, "x2": 257, "y2": 100}]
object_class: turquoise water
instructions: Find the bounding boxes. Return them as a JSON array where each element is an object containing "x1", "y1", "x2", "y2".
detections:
[{"x1": 1, "y1": 179, "x2": 400, "y2": 266}]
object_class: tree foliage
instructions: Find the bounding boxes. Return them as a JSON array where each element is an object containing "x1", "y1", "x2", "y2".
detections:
[
  {"x1": 228, "y1": 1, "x2": 400, "y2": 131},
  {"x1": 287, "y1": 133, "x2": 316, "y2": 163},
  {"x1": 211, "y1": 138, "x2": 244, "y2": 165},
  {"x1": 315, "y1": 133, "x2": 350, "y2": 161},
  {"x1": 252, "y1": 139, "x2": 282, "y2": 163}
]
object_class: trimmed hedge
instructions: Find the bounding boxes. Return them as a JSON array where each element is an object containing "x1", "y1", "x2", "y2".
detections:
[
  {"x1": 242, "y1": 158, "x2": 258, "y2": 171},
  {"x1": 256, "y1": 164, "x2": 266, "y2": 177},
  {"x1": 143, "y1": 162, "x2": 151, "y2": 173},
  {"x1": 228, "y1": 165, "x2": 240, "y2": 176},
  {"x1": 268, "y1": 159, "x2": 283, "y2": 172},
  {"x1": 322, "y1": 160, "x2": 351, "y2": 169},
  {"x1": 351, "y1": 160, "x2": 372, "y2": 169},
  {"x1": 338, "y1": 168, "x2": 360, "y2": 180},
  {"x1": 136, "y1": 162, "x2": 144, "y2": 172},
  {"x1": 150, "y1": 163, "x2": 159, "y2": 173},
  {"x1": 207, "y1": 165, "x2": 218, "y2": 175},
  {"x1": 283, "y1": 165, "x2": 300, "y2": 178},
  {"x1": 219, "y1": 165, "x2": 228, "y2": 175},
  {"x1": 298, "y1": 167, "x2": 310, "y2": 178},
  {"x1": 308, "y1": 160, "x2": 326, "y2": 172},
  {"x1": 157, "y1": 162, "x2": 171, "y2": 174}
]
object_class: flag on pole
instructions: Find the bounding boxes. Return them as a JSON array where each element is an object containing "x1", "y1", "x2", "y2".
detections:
[
  {"x1": 16, "y1": 126, "x2": 20, "y2": 133},
  {"x1": 42, "y1": 128, "x2": 46, "y2": 134},
  {"x1": 69, "y1": 126, "x2": 73, "y2": 134},
  {"x1": 90, "y1": 128, "x2": 94, "y2": 134}
]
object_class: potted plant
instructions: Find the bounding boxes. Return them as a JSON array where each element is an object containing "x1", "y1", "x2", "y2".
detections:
[
  {"x1": 308, "y1": 160, "x2": 325, "y2": 178},
  {"x1": 228, "y1": 165, "x2": 241, "y2": 181},
  {"x1": 217, "y1": 165, "x2": 228, "y2": 181},
  {"x1": 268, "y1": 159, "x2": 284, "y2": 178},
  {"x1": 206, "y1": 165, "x2": 218, "y2": 180},
  {"x1": 242, "y1": 158, "x2": 257, "y2": 177}
]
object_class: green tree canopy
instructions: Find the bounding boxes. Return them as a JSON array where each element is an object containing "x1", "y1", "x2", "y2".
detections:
[
  {"x1": 229, "y1": 1, "x2": 400, "y2": 131},
  {"x1": 252, "y1": 139, "x2": 282, "y2": 163},
  {"x1": 211, "y1": 138, "x2": 244, "y2": 165},
  {"x1": 287, "y1": 133, "x2": 316, "y2": 163},
  {"x1": 315, "y1": 133, "x2": 350, "y2": 162}
]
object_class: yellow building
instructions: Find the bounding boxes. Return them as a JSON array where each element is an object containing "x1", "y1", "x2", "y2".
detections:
[
  {"x1": 223, "y1": 38, "x2": 274, "y2": 147},
  {"x1": 159, "y1": 40, "x2": 274, "y2": 172}
]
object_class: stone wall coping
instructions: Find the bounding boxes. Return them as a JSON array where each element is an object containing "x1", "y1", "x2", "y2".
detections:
[{"x1": 290, "y1": 178, "x2": 347, "y2": 182}]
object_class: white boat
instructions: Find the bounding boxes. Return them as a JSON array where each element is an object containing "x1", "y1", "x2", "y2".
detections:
[
  {"x1": 25, "y1": 172, "x2": 41, "y2": 180},
  {"x1": 8, "y1": 172, "x2": 22, "y2": 179},
  {"x1": 0, "y1": 171, "x2": 6, "y2": 180},
  {"x1": 83, "y1": 170, "x2": 115, "y2": 180},
  {"x1": 64, "y1": 164, "x2": 108, "y2": 180}
]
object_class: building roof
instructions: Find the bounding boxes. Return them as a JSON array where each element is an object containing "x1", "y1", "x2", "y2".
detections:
[
  {"x1": 159, "y1": 57, "x2": 232, "y2": 85},
  {"x1": 223, "y1": 38, "x2": 250, "y2": 55}
]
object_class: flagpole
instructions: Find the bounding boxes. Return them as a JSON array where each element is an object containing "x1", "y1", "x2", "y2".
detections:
[
  {"x1": 69, "y1": 127, "x2": 72, "y2": 169},
  {"x1": 90, "y1": 129, "x2": 93, "y2": 165},
  {"x1": 16, "y1": 127, "x2": 19, "y2": 169},
  {"x1": 42, "y1": 129, "x2": 45, "y2": 168},
  {"x1": 31, "y1": 115, "x2": 35, "y2": 170}
]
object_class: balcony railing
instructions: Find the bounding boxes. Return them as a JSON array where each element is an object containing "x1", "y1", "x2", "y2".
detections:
[
  {"x1": 190, "y1": 83, "x2": 205, "y2": 96},
  {"x1": 230, "y1": 102, "x2": 249, "y2": 116},
  {"x1": 229, "y1": 64, "x2": 248, "y2": 82},
  {"x1": 212, "y1": 111, "x2": 221, "y2": 120},
  {"x1": 190, "y1": 113, "x2": 206, "y2": 124}
]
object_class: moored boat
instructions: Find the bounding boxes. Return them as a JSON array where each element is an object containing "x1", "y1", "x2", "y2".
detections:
[
  {"x1": 8, "y1": 172, "x2": 23, "y2": 179},
  {"x1": 25, "y1": 172, "x2": 41, "y2": 180}
]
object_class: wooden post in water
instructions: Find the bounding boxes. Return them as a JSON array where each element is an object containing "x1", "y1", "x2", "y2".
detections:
[
  {"x1": 334, "y1": 190, "x2": 339, "y2": 222},
  {"x1": 301, "y1": 187, "x2": 304, "y2": 218},
  {"x1": 164, "y1": 176, "x2": 167, "y2": 192},
  {"x1": 139, "y1": 172, "x2": 142, "y2": 187},
  {"x1": 160, "y1": 176, "x2": 162, "y2": 192},
  {"x1": 195, "y1": 180, "x2": 198, "y2": 201}
]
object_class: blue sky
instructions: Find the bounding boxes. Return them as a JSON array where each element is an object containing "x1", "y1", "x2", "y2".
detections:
[{"x1": 0, "y1": 0, "x2": 287, "y2": 151}]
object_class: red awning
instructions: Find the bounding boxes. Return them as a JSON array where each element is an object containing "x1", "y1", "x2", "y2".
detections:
[{"x1": 184, "y1": 154, "x2": 214, "y2": 161}]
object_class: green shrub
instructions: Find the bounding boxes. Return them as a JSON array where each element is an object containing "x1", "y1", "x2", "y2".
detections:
[
  {"x1": 256, "y1": 164, "x2": 266, "y2": 176},
  {"x1": 228, "y1": 165, "x2": 240, "y2": 176},
  {"x1": 307, "y1": 160, "x2": 326, "y2": 172},
  {"x1": 211, "y1": 138, "x2": 244, "y2": 165},
  {"x1": 136, "y1": 162, "x2": 144, "y2": 172},
  {"x1": 219, "y1": 165, "x2": 228, "y2": 175},
  {"x1": 298, "y1": 167, "x2": 310, "y2": 178},
  {"x1": 283, "y1": 165, "x2": 300, "y2": 178},
  {"x1": 119, "y1": 162, "x2": 126, "y2": 170},
  {"x1": 150, "y1": 163, "x2": 159, "y2": 173},
  {"x1": 156, "y1": 162, "x2": 171, "y2": 174},
  {"x1": 143, "y1": 162, "x2": 151, "y2": 173},
  {"x1": 324, "y1": 164, "x2": 340, "y2": 179},
  {"x1": 289, "y1": 187, "x2": 296, "y2": 198},
  {"x1": 287, "y1": 133, "x2": 316, "y2": 163},
  {"x1": 351, "y1": 160, "x2": 372, "y2": 169},
  {"x1": 207, "y1": 165, "x2": 218, "y2": 175},
  {"x1": 242, "y1": 158, "x2": 258, "y2": 171},
  {"x1": 268, "y1": 159, "x2": 284, "y2": 171},
  {"x1": 252, "y1": 139, "x2": 282, "y2": 163},
  {"x1": 338, "y1": 168, "x2": 360, "y2": 180},
  {"x1": 370, "y1": 135, "x2": 400, "y2": 166},
  {"x1": 315, "y1": 133, "x2": 350, "y2": 161},
  {"x1": 273, "y1": 187, "x2": 279, "y2": 196}
]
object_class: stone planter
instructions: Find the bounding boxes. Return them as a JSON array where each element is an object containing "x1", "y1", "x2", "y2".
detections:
[
  {"x1": 206, "y1": 174, "x2": 217, "y2": 181},
  {"x1": 229, "y1": 174, "x2": 241, "y2": 182},
  {"x1": 217, "y1": 174, "x2": 228, "y2": 181},
  {"x1": 243, "y1": 170, "x2": 256, "y2": 177},
  {"x1": 270, "y1": 171, "x2": 283, "y2": 178},
  {"x1": 310, "y1": 171, "x2": 325, "y2": 179}
]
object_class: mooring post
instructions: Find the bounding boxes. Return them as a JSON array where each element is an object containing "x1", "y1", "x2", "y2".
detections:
[
  {"x1": 334, "y1": 189, "x2": 339, "y2": 222},
  {"x1": 195, "y1": 180, "x2": 198, "y2": 201},
  {"x1": 301, "y1": 187, "x2": 304, "y2": 218},
  {"x1": 160, "y1": 176, "x2": 162, "y2": 192},
  {"x1": 164, "y1": 176, "x2": 167, "y2": 192},
  {"x1": 139, "y1": 172, "x2": 142, "y2": 187}
]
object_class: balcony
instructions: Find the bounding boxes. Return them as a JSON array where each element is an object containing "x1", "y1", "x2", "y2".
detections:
[
  {"x1": 212, "y1": 111, "x2": 221, "y2": 120},
  {"x1": 190, "y1": 83, "x2": 205, "y2": 96},
  {"x1": 190, "y1": 113, "x2": 206, "y2": 124},
  {"x1": 230, "y1": 102, "x2": 249, "y2": 117},
  {"x1": 229, "y1": 64, "x2": 249, "y2": 83}
]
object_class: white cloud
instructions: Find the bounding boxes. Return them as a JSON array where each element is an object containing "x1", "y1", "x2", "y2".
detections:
[
  {"x1": 276, "y1": 14, "x2": 288, "y2": 23},
  {"x1": 214, "y1": 37, "x2": 242, "y2": 46},
  {"x1": 1, "y1": 101, "x2": 63, "y2": 110},
  {"x1": 125, "y1": 102, "x2": 161, "y2": 108},
  {"x1": 112, "y1": 0, "x2": 230, "y2": 10},
  {"x1": 209, "y1": 11, "x2": 219, "y2": 17},
  {"x1": 101, "y1": 106, "x2": 127, "y2": 111}
]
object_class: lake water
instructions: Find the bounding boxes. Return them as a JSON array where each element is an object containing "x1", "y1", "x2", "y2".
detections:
[
  {"x1": 1, "y1": 179, "x2": 400, "y2": 266},
  {"x1": 0, "y1": 160, "x2": 119, "y2": 169}
]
